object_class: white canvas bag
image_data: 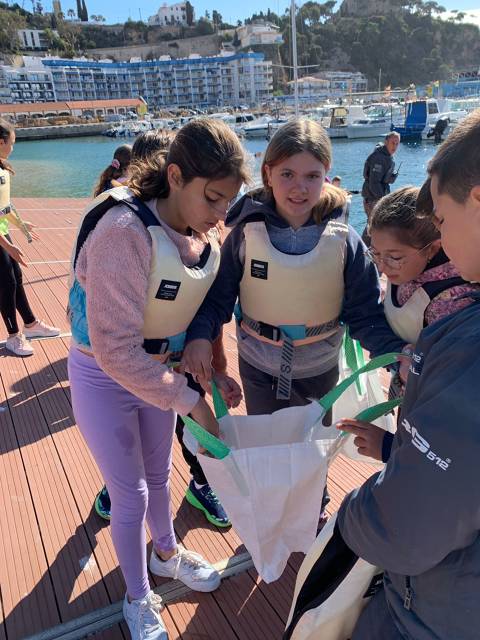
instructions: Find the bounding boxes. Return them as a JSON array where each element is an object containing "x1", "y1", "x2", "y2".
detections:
[
  {"x1": 336, "y1": 334, "x2": 398, "y2": 464},
  {"x1": 183, "y1": 352, "x2": 399, "y2": 582}
]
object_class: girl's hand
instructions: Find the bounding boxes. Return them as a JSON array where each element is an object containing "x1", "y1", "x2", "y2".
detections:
[
  {"x1": 4, "y1": 241, "x2": 28, "y2": 267},
  {"x1": 336, "y1": 418, "x2": 385, "y2": 461},
  {"x1": 190, "y1": 396, "x2": 220, "y2": 438},
  {"x1": 23, "y1": 221, "x2": 40, "y2": 240},
  {"x1": 180, "y1": 339, "x2": 213, "y2": 381},
  {"x1": 397, "y1": 343, "x2": 415, "y2": 385},
  {"x1": 213, "y1": 372, "x2": 242, "y2": 409}
]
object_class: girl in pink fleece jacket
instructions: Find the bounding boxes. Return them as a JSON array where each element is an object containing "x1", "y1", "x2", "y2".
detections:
[{"x1": 67, "y1": 119, "x2": 248, "y2": 640}]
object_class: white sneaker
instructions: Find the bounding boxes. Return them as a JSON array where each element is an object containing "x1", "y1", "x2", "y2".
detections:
[
  {"x1": 149, "y1": 545, "x2": 221, "y2": 593},
  {"x1": 123, "y1": 590, "x2": 168, "y2": 640},
  {"x1": 23, "y1": 320, "x2": 60, "y2": 339},
  {"x1": 5, "y1": 334, "x2": 34, "y2": 357}
]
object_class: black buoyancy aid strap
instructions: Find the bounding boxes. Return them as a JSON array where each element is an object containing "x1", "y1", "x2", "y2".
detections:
[
  {"x1": 73, "y1": 195, "x2": 160, "y2": 269},
  {"x1": 422, "y1": 276, "x2": 470, "y2": 327},
  {"x1": 422, "y1": 275, "x2": 468, "y2": 300}
]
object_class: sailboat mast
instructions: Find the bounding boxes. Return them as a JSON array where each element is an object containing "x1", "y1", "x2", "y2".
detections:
[{"x1": 291, "y1": 0, "x2": 299, "y2": 117}]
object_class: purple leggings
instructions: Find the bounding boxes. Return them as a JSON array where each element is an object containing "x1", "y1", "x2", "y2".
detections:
[{"x1": 68, "y1": 347, "x2": 176, "y2": 600}]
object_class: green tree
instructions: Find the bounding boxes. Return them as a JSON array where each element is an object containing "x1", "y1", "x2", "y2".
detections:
[
  {"x1": 212, "y1": 9, "x2": 222, "y2": 31},
  {"x1": 195, "y1": 16, "x2": 214, "y2": 35},
  {"x1": 185, "y1": 1, "x2": 194, "y2": 26},
  {"x1": 81, "y1": 0, "x2": 88, "y2": 21}
]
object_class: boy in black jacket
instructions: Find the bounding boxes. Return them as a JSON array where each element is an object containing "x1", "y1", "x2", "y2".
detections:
[{"x1": 339, "y1": 110, "x2": 480, "y2": 639}]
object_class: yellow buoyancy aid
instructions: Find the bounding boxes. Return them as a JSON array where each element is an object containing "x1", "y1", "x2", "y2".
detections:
[
  {"x1": 142, "y1": 224, "x2": 220, "y2": 357},
  {"x1": 0, "y1": 166, "x2": 10, "y2": 210},
  {"x1": 238, "y1": 216, "x2": 348, "y2": 345},
  {"x1": 69, "y1": 187, "x2": 220, "y2": 359},
  {"x1": 0, "y1": 167, "x2": 11, "y2": 236}
]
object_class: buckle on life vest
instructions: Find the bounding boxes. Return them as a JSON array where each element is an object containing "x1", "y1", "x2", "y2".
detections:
[
  {"x1": 143, "y1": 338, "x2": 170, "y2": 355},
  {"x1": 257, "y1": 321, "x2": 281, "y2": 343},
  {"x1": 0, "y1": 205, "x2": 12, "y2": 216}
]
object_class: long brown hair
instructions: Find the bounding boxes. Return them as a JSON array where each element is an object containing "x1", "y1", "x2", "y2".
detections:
[
  {"x1": 260, "y1": 118, "x2": 347, "y2": 223},
  {"x1": 93, "y1": 144, "x2": 132, "y2": 197},
  {"x1": 0, "y1": 118, "x2": 15, "y2": 175},
  {"x1": 129, "y1": 118, "x2": 250, "y2": 201}
]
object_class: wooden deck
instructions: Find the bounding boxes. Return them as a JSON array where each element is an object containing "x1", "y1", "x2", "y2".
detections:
[{"x1": 0, "y1": 198, "x2": 379, "y2": 640}]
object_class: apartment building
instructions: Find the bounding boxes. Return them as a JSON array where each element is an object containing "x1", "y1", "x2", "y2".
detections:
[
  {"x1": 17, "y1": 29, "x2": 57, "y2": 51},
  {"x1": 148, "y1": 2, "x2": 191, "y2": 27},
  {"x1": 236, "y1": 21, "x2": 283, "y2": 48},
  {"x1": 40, "y1": 51, "x2": 272, "y2": 108},
  {"x1": 0, "y1": 57, "x2": 55, "y2": 104},
  {"x1": 316, "y1": 71, "x2": 368, "y2": 97}
]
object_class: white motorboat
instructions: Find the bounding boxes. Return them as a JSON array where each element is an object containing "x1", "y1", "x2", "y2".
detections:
[
  {"x1": 346, "y1": 103, "x2": 402, "y2": 139},
  {"x1": 243, "y1": 116, "x2": 290, "y2": 139},
  {"x1": 312, "y1": 104, "x2": 365, "y2": 138}
]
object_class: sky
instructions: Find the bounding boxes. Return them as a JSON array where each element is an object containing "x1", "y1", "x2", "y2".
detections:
[{"x1": 13, "y1": 0, "x2": 480, "y2": 27}]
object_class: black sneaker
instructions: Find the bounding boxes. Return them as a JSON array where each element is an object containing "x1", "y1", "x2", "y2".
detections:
[
  {"x1": 185, "y1": 480, "x2": 231, "y2": 528},
  {"x1": 94, "y1": 485, "x2": 111, "y2": 521}
]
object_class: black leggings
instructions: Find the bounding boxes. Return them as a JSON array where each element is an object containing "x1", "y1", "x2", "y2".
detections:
[
  {"x1": 0, "y1": 234, "x2": 35, "y2": 335},
  {"x1": 175, "y1": 373, "x2": 208, "y2": 486}
]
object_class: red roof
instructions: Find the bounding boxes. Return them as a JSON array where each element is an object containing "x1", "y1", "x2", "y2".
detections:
[{"x1": 0, "y1": 98, "x2": 143, "y2": 114}]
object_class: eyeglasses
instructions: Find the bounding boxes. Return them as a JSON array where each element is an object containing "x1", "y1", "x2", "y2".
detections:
[{"x1": 366, "y1": 242, "x2": 433, "y2": 271}]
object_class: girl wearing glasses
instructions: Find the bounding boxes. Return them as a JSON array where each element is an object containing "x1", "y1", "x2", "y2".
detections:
[
  {"x1": 367, "y1": 185, "x2": 478, "y2": 344},
  {"x1": 340, "y1": 184, "x2": 479, "y2": 462}
]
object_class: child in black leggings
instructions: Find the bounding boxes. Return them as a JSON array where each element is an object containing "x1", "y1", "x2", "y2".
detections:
[{"x1": 0, "y1": 118, "x2": 59, "y2": 356}]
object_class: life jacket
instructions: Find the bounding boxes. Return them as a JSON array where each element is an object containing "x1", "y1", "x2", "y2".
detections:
[
  {"x1": 384, "y1": 276, "x2": 465, "y2": 344},
  {"x1": 68, "y1": 187, "x2": 220, "y2": 360},
  {"x1": 237, "y1": 215, "x2": 348, "y2": 346},
  {"x1": 0, "y1": 167, "x2": 12, "y2": 236}
]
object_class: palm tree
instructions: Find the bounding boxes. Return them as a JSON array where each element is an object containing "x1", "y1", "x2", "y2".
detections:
[{"x1": 67, "y1": 8, "x2": 75, "y2": 20}]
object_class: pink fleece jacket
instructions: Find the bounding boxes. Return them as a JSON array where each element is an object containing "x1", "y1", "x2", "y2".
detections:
[{"x1": 74, "y1": 199, "x2": 205, "y2": 416}]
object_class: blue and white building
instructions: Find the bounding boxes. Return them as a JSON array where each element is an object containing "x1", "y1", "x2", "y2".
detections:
[{"x1": 21, "y1": 51, "x2": 273, "y2": 108}]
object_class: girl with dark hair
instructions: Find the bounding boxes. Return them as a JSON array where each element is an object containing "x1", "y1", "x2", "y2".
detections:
[
  {"x1": 339, "y1": 185, "x2": 480, "y2": 461},
  {"x1": 93, "y1": 143, "x2": 132, "y2": 196},
  {"x1": 68, "y1": 118, "x2": 248, "y2": 640},
  {"x1": 0, "y1": 118, "x2": 59, "y2": 356},
  {"x1": 93, "y1": 126, "x2": 237, "y2": 530}
]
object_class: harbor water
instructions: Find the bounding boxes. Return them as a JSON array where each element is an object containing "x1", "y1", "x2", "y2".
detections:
[{"x1": 10, "y1": 135, "x2": 438, "y2": 233}]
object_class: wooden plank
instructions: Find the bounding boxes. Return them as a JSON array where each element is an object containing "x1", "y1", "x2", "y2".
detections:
[
  {"x1": 0, "y1": 348, "x2": 113, "y2": 634},
  {"x1": 0, "y1": 197, "x2": 387, "y2": 639},
  {"x1": 0, "y1": 364, "x2": 61, "y2": 638}
]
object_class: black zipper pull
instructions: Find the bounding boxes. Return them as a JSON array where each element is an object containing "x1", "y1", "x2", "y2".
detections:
[{"x1": 404, "y1": 578, "x2": 413, "y2": 610}]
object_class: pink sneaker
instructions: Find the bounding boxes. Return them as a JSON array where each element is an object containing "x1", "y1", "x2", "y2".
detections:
[
  {"x1": 23, "y1": 320, "x2": 60, "y2": 339},
  {"x1": 5, "y1": 334, "x2": 34, "y2": 356}
]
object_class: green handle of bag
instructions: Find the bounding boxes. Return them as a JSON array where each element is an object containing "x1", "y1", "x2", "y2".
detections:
[
  {"x1": 343, "y1": 330, "x2": 366, "y2": 394},
  {"x1": 181, "y1": 380, "x2": 231, "y2": 459},
  {"x1": 355, "y1": 398, "x2": 401, "y2": 422},
  {"x1": 212, "y1": 379, "x2": 229, "y2": 419},
  {"x1": 182, "y1": 414, "x2": 231, "y2": 460},
  {"x1": 183, "y1": 363, "x2": 402, "y2": 459},
  {"x1": 318, "y1": 351, "x2": 400, "y2": 413}
]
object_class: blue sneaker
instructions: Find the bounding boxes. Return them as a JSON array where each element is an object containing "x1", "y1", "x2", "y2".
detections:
[
  {"x1": 185, "y1": 481, "x2": 231, "y2": 528},
  {"x1": 94, "y1": 485, "x2": 111, "y2": 521}
]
